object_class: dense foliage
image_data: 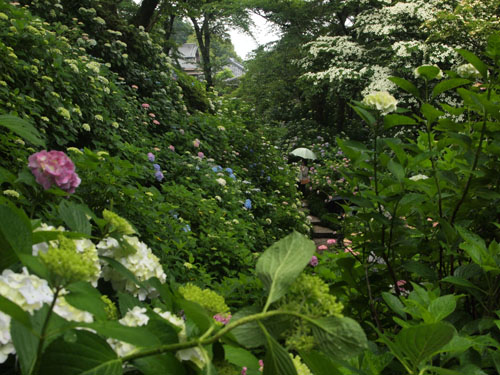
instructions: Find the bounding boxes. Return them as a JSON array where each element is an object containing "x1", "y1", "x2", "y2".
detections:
[{"x1": 2, "y1": 0, "x2": 500, "y2": 374}]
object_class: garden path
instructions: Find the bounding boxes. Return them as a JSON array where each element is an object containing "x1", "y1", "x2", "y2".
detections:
[{"x1": 300, "y1": 201, "x2": 338, "y2": 248}]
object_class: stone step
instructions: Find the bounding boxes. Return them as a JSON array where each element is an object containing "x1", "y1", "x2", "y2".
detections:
[
  {"x1": 306, "y1": 215, "x2": 321, "y2": 225},
  {"x1": 312, "y1": 225, "x2": 336, "y2": 238}
]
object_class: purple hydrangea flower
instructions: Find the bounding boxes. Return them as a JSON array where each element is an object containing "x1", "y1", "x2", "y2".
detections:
[
  {"x1": 28, "y1": 150, "x2": 81, "y2": 193},
  {"x1": 154, "y1": 170, "x2": 164, "y2": 181},
  {"x1": 147, "y1": 152, "x2": 155, "y2": 162}
]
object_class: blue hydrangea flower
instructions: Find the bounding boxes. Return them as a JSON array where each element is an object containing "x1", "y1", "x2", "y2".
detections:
[
  {"x1": 225, "y1": 168, "x2": 233, "y2": 174},
  {"x1": 182, "y1": 224, "x2": 191, "y2": 232},
  {"x1": 229, "y1": 173, "x2": 236, "y2": 179},
  {"x1": 153, "y1": 163, "x2": 161, "y2": 171},
  {"x1": 244, "y1": 199, "x2": 252, "y2": 210},
  {"x1": 155, "y1": 170, "x2": 164, "y2": 181},
  {"x1": 212, "y1": 166, "x2": 223, "y2": 172}
]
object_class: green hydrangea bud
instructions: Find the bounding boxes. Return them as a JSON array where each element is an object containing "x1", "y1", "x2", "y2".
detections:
[
  {"x1": 102, "y1": 209, "x2": 135, "y2": 236},
  {"x1": 39, "y1": 235, "x2": 97, "y2": 286},
  {"x1": 178, "y1": 284, "x2": 229, "y2": 314},
  {"x1": 101, "y1": 295, "x2": 118, "y2": 320}
]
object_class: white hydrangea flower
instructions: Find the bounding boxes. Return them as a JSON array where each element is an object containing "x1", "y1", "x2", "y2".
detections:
[
  {"x1": 107, "y1": 306, "x2": 149, "y2": 357},
  {"x1": 362, "y1": 91, "x2": 398, "y2": 115},
  {"x1": 97, "y1": 236, "x2": 166, "y2": 300},
  {"x1": 216, "y1": 178, "x2": 226, "y2": 186},
  {"x1": 0, "y1": 312, "x2": 15, "y2": 364},
  {"x1": 456, "y1": 63, "x2": 481, "y2": 79},
  {"x1": 0, "y1": 268, "x2": 53, "y2": 314},
  {"x1": 53, "y1": 293, "x2": 93, "y2": 323},
  {"x1": 74, "y1": 239, "x2": 101, "y2": 286},
  {"x1": 153, "y1": 308, "x2": 205, "y2": 368},
  {"x1": 32, "y1": 223, "x2": 65, "y2": 256},
  {"x1": 409, "y1": 174, "x2": 429, "y2": 181}
]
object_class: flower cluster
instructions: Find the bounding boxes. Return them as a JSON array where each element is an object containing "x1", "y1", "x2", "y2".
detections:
[
  {"x1": 107, "y1": 306, "x2": 149, "y2": 357},
  {"x1": 146, "y1": 152, "x2": 164, "y2": 181},
  {"x1": 97, "y1": 236, "x2": 167, "y2": 300},
  {"x1": 28, "y1": 150, "x2": 81, "y2": 193},
  {"x1": 362, "y1": 91, "x2": 398, "y2": 115},
  {"x1": 178, "y1": 284, "x2": 229, "y2": 315},
  {"x1": 0, "y1": 268, "x2": 53, "y2": 363}
]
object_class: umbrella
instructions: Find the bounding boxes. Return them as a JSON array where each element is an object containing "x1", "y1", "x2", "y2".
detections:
[{"x1": 290, "y1": 147, "x2": 317, "y2": 160}]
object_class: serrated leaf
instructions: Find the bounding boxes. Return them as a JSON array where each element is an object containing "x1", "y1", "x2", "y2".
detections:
[
  {"x1": 382, "y1": 292, "x2": 406, "y2": 319},
  {"x1": 0, "y1": 204, "x2": 32, "y2": 270},
  {"x1": 456, "y1": 49, "x2": 488, "y2": 79},
  {"x1": 256, "y1": 231, "x2": 315, "y2": 310},
  {"x1": 0, "y1": 115, "x2": 46, "y2": 146},
  {"x1": 311, "y1": 316, "x2": 368, "y2": 360},
  {"x1": 58, "y1": 201, "x2": 91, "y2": 236},
  {"x1": 395, "y1": 323, "x2": 455, "y2": 369},
  {"x1": 441, "y1": 276, "x2": 485, "y2": 293},
  {"x1": 388, "y1": 77, "x2": 420, "y2": 98},
  {"x1": 39, "y1": 330, "x2": 121, "y2": 375}
]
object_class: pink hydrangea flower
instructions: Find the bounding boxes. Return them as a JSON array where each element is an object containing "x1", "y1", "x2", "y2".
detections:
[
  {"x1": 168, "y1": 145, "x2": 175, "y2": 152},
  {"x1": 213, "y1": 313, "x2": 231, "y2": 325},
  {"x1": 241, "y1": 367, "x2": 247, "y2": 375},
  {"x1": 193, "y1": 139, "x2": 200, "y2": 148},
  {"x1": 197, "y1": 152, "x2": 204, "y2": 159},
  {"x1": 258, "y1": 360, "x2": 264, "y2": 372},
  {"x1": 153, "y1": 120, "x2": 160, "y2": 125},
  {"x1": 28, "y1": 150, "x2": 81, "y2": 193},
  {"x1": 141, "y1": 103, "x2": 150, "y2": 109},
  {"x1": 309, "y1": 255, "x2": 318, "y2": 267},
  {"x1": 327, "y1": 239, "x2": 337, "y2": 245},
  {"x1": 149, "y1": 113, "x2": 156, "y2": 118},
  {"x1": 131, "y1": 85, "x2": 138, "y2": 90},
  {"x1": 317, "y1": 245, "x2": 327, "y2": 251}
]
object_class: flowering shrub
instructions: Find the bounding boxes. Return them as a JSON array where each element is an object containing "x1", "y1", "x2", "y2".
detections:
[{"x1": 28, "y1": 150, "x2": 81, "y2": 193}]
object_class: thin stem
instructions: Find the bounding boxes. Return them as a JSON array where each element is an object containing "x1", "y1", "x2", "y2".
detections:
[
  {"x1": 122, "y1": 310, "x2": 314, "y2": 363},
  {"x1": 365, "y1": 265, "x2": 382, "y2": 331},
  {"x1": 33, "y1": 287, "x2": 61, "y2": 375}
]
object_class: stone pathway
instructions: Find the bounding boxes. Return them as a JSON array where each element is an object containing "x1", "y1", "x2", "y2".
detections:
[{"x1": 301, "y1": 202, "x2": 338, "y2": 248}]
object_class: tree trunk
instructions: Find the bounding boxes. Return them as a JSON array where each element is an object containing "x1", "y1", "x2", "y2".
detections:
[
  {"x1": 163, "y1": 14, "x2": 176, "y2": 55},
  {"x1": 131, "y1": 0, "x2": 160, "y2": 30},
  {"x1": 191, "y1": 15, "x2": 214, "y2": 91}
]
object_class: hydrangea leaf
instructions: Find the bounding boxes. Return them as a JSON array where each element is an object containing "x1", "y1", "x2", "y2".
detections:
[
  {"x1": 0, "y1": 115, "x2": 46, "y2": 147},
  {"x1": 256, "y1": 231, "x2": 315, "y2": 311},
  {"x1": 310, "y1": 316, "x2": 368, "y2": 360},
  {"x1": 261, "y1": 325, "x2": 297, "y2": 375},
  {"x1": 456, "y1": 49, "x2": 488, "y2": 79},
  {"x1": 0, "y1": 294, "x2": 32, "y2": 329},
  {"x1": 39, "y1": 330, "x2": 121, "y2": 375},
  {"x1": 65, "y1": 282, "x2": 108, "y2": 320},
  {"x1": 431, "y1": 78, "x2": 470, "y2": 100},
  {"x1": 133, "y1": 354, "x2": 186, "y2": 375},
  {"x1": 58, "y1": 201, "x2": 91, "y2": 236},
  {"x1": 0, "y1": 204, "x2": 32, "y2": 270}
]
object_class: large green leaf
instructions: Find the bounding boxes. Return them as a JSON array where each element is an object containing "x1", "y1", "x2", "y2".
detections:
[
  {"x1": 133, "y1": 354, "x2": 186, "y2": 375},
  {"x1": 65, "y1": 282, "x2": 108, "y2": 320},
  {"x1": 421, "y1": 103, "x2": 444, "y2": 124},
  {"x1": 350, "y1": 102, "x2": 376, "y2": 126},
  {"x1": 177, "y1": 299, "x2": 213, "y2": 334},
  {"x1": 311, "y1": 316, "x2": 368, "y2": 360},
  {"x1": 395, "y1": 322, "x2": 455, "y2": 369},
  {"x1": 0, "y1": 204, "x2": 32, "y2": 270},
  {"x1": 457, "y1": 227, "x2": 498, "y2": 272},
  {"x1": 256, "y1": 231, "x2": 315, "y2": 311},
  {"x1": 39, "y1": 330, "x2": 122, "y2": 375},
  {"x1": 387, "y1": 159, "x2": 404, "y2": 181},
  {"x1": 10, "y1": 319, "x2": 39, "y2": 375},
  {"x1": 58, "y1": 201, "x2": 91, "y2": 236},
  {"x1": 262, "y1": 326, "x2": 297, "y2": 375},
  {"x1": 428, "y1": 295, "x2": 457, "y2": 323},
  {"x1": 0, "y1": 115, "x2": 46, "y2": 147},
  {"x1": 0, "y1": 294, "x2": 32, "y2": 329},
  {"x1": 432, "y1": 78, "x2": 470, "y2": 99}
]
